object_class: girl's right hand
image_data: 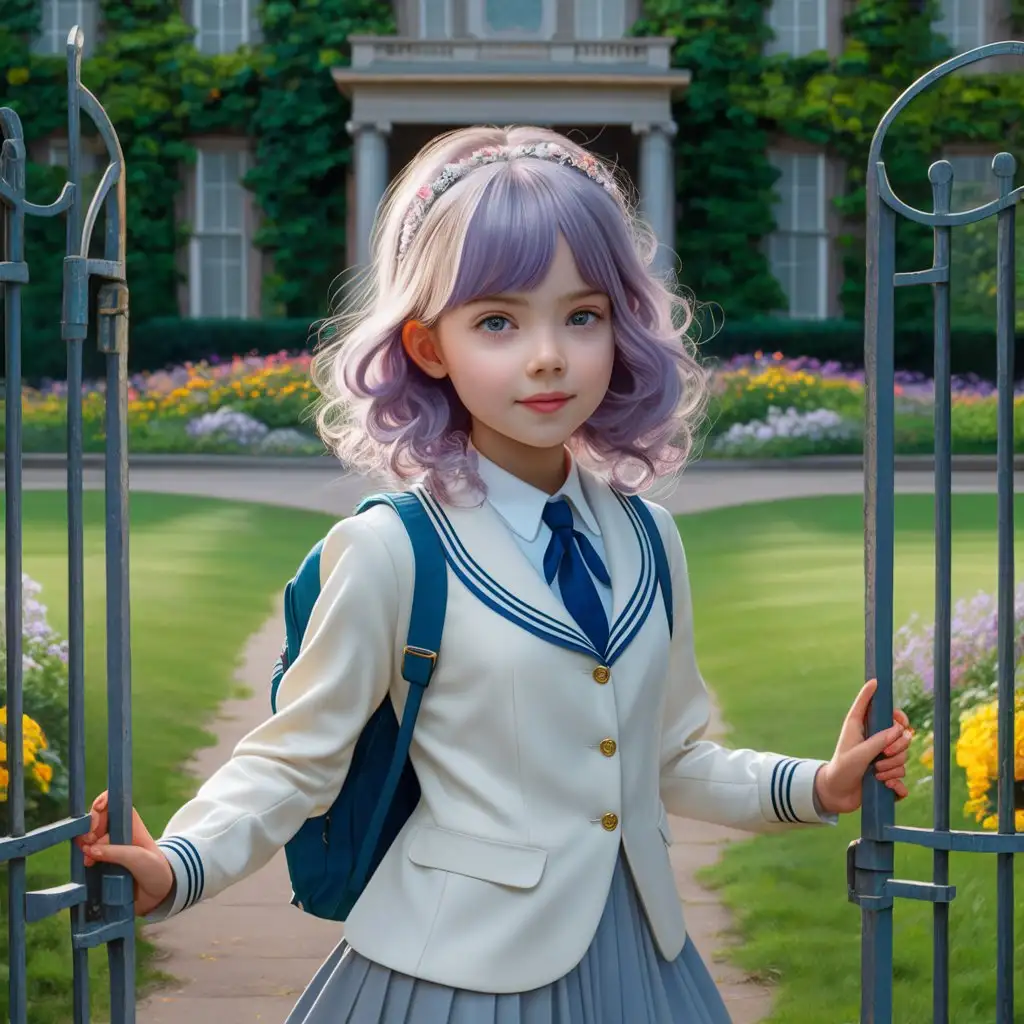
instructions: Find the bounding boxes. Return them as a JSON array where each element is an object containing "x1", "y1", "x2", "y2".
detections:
[{"x1": 75, "y1": 790, "x2": 175, "y2": 916}]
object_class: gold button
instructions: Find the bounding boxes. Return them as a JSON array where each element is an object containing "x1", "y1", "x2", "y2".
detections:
[
  {"x1": 592, "y1": 665, "x2": 610, "y2": 684},
  {"x1": 601, "y1": 812, "x2": 619, "y2": 831},
  {"x1": 599, "y1": 738, "x2": 617, "y2": 757}
]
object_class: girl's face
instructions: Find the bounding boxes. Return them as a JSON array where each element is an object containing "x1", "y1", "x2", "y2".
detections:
[{"x1": 404, "y1": 233, "x2": 615, "y2": 491}]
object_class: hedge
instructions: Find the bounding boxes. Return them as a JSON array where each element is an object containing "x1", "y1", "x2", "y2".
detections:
[{"x1": 8, "y1": 315, "x2": 1016, "y2": 384}]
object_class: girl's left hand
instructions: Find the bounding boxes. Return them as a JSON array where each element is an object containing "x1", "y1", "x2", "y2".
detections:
[{"x1": 814, "y1": 678, "x2": 912, "y2": 815}]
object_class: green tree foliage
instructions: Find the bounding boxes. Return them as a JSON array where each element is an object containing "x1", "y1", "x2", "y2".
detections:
[
  {"x1": 249, "y1": 0, "x2": 395, "y2": 316},
  {"x1": 631, "y1": 0, "x2": 788, "y2": 320}
]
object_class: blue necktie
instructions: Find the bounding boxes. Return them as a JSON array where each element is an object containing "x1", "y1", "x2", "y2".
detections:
[{"x1": 542, "y1": 498, "x2": 611, "y2": 654}]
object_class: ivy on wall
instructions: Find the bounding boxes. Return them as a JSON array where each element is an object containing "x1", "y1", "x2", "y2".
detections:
[
  {"x1": 758, "y1": 0, "x2": 949, "y2": 324},
  {"x1": 631, "y1": 0, "x2": 788, "y2": 321},
  {"x1": 249, "y1": 0, "x2": 395, "y2": 316},
  {"x1": 1012, "y1": 0, "x2": 1024, "y2": 33},
  {"x1": 2, "y1": 0, "x2": 1023, "y2": 349},
  {"x1": 635, "y1": 0, "x2": 1024, "y2": 326},
  {"x1": 0, "y1": 0, "x2": 391, "y2": 346}
]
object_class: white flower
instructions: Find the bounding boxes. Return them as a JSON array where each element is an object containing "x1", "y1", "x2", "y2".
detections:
[
  {"x1": 186, "y1": 407, "x2": 269, "y2": 447},
  {"x1": 712, "y1": 406, "x2": 857, "y2": 454},
  {"x1": 256, "y1": 429, "x2": 323, "y2": 455}
]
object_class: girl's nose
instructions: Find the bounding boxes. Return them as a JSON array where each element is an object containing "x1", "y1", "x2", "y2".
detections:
[{"x1": 527, "y1": 331, "x2": 566, "y2": 373}]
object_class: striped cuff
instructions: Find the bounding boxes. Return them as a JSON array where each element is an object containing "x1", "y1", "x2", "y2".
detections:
[
  {"x1": 764, "y1": 757, "x2": 836, "y2": 825},
  {"x1": 152, "y1": 836, "x2": 205, "y2": 917}
]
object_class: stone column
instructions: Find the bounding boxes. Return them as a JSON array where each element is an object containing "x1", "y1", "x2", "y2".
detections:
[
  {"x1": 345, "y1": 120, "x2": 392, "y2": 268},
  {"x1": 632, "y1": 121, "x2": 678, "y2": 276}
]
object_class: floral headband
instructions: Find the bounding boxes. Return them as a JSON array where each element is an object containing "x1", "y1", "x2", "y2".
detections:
[{"x1": 397, "y1": 141, "x2": 618, "y2": 259}]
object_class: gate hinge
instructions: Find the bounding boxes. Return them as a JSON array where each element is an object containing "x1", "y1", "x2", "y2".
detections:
[
  {"x1": 847, "y1": 838, "x2": 957, "y2": 908},
  {"x1": 97, "y1": 281, "x2": 129, "y2": 353},
  {"x1": 62, "y1": 255, "x2": 90, "y2": 342}
]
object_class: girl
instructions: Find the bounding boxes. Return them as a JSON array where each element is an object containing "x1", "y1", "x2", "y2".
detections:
[{"x1": 79, "y1": 126, "x2": 912, "y2": 1023}]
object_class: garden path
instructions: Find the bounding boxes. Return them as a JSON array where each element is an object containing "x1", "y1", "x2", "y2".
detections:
[
  {"x1": 20, "y1": 459, "x2": 1018, "y2": 519},
  {"x1": 19, "y1": 462, "x2": 1008, "y2": 1024}
]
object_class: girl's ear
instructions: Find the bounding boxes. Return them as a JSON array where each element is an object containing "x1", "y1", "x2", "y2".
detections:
[{"x1": 402, "y1": 320, "x2": 448, "y2": 380}]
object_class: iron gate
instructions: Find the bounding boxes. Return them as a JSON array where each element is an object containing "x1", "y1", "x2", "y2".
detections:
[
  {"x1": 852, "y1": 39, "x2": 1024, "y2": 1024},
  {"x1": 1, "y1": 27, "x2": 136, "y2": 1024}
]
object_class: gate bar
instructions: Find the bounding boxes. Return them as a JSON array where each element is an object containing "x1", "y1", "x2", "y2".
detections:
[
  {"x1": 91, "y1": 72, "x2": 136, "y2": 1023},
  {"x1": 862, "y1": 146, "x2": 897, "y2": 1024},
  {"x1": 929, "y1": 159, "x2": 953, "y2": 1024},
  {"x1": 2, "y1": 114, "x2": 29, "y2": 1024},
  {"x1": 993, "y1": 153, "x2": 1016, "y2": 1024},
  {"x1": 63, "y1": 30, "x2": 91, "y2": 1024}
]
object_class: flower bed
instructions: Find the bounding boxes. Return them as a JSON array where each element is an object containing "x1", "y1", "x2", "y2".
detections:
[
  {"x1": 18, "y1": 352, "x2": 326, "y2": 457},
  {"x1": 13, "y1": 349, "x2": 1019, "y2": 458},
  {"x1": 706, "y1": 353, "x2": 1021, "y2": 458},
  {"x1": 1, "y1": 576, "x2": 70, "y2": 834},
  {"x1": 898, "y1": 585, "x2": 1024, "y2": 831}
]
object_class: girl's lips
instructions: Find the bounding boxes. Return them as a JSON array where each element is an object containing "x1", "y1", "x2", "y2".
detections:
[{"x1": 518, "y1": 396, "x2": 571, "y2": 413}]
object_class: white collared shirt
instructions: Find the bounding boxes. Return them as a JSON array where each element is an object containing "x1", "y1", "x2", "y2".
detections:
[{"x1": 472, "y1": 448, "x2": 613, "y2": 620}]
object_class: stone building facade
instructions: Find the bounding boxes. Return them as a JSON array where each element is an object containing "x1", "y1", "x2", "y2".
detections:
[{"x1": 29, "y1": 0, "x2": 1016, "y2": 322}]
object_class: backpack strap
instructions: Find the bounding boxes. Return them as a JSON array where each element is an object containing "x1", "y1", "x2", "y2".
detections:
[
  {"x1": 348, "y1": 489, "x2": 447, "y2": 892},
  {"x1": 625, "y1": 494, "x2": 674, "y2": 636},
  {"x1": 271, "y1": 539, "x2": 325, "y2": 714}
]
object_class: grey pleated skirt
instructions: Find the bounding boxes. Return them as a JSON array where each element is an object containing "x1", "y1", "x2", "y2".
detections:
[{"x1": 284, "y1": 849, "x2": 733, "y2": 1024}]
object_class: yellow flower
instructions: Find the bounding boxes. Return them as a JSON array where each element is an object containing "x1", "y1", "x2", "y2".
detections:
[
  {"x1": 32, "y1": 761, "x2": 53, "y2": 792},
  {"x1": 955, "y1": 695, "x2": 1024, "y2": 829},
  {"x1": 0, "y1": 709, "x2": 54, "y2": 802},
  {"x1": 919, "y1": 733, "x2": 934, "y2": 772}
]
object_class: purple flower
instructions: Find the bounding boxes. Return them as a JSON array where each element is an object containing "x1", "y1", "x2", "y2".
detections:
[
  {"x1": 893, "y1": 583, "x2": 1022, "y2": 712},
  {"x1": 46, "y1": 642, "x2": 69, "y2": 664}
]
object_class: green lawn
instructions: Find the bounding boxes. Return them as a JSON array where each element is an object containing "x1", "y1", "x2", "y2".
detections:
[
  {"x1": 680, "y1": 493, "x2": 1024, "y2": 1023},
  {"x1": 5, "y1": 488, "x2": 1021, "y2": 1021},
  {"x1": 2, "y1": 490, "x2": 336, "y2": 1023}
]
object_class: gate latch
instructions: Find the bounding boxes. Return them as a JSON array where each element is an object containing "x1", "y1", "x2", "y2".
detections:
[
  {"x1": 847, "y1": 839, "x2": 956, "y2": 908},
  {"x1": 71, "y1": 866, "x2": 135, "y2": 950}
]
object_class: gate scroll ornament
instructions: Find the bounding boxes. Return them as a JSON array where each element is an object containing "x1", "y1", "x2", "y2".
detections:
[
  {"x1": 856, "y1": 39, "x2": 1024, "y2": 1024},
  {"x1": 1, "y1": 26, "x2": 137, "y2": 1024}
]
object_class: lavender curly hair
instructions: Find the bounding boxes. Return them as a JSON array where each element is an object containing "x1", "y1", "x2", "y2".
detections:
[{"x1": 311, "y1": 125, "x2": 709, "y2": 504}]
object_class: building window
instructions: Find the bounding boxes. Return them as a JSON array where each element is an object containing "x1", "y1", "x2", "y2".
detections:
[
  {"x1": 935, "y1": 0, "x2": 987, "y2": 54},
  {"x1": 764, "y1": 0, "x2": 827, "y2": 58},
  {"x1": 945, "y1": 153, "x2": 999, "y2": 207},
  {"x1": 467, "y1": 0, "x2": 555, "y2": 38},
  {"x1": 767, "y1": 151, "x2": 829, "y2": 320},
  {"x1": 47, "y1": 139, "x2": 99, "y2": 177},
  {"x1": 189, "y1": 149, "x2": 249, "y2": 319},
  {"x1": 192, "y1": 0, "x2": 261, "y2": 55},
  {"x1": 419, "y1": 0, "x2": 452, "y2": 37},
  {"x1": 574, "y1": 0, "x2": 625, "y2": 40},
  {"x1": 32, "y1": 0, "x2": 99, "y2": 56}
]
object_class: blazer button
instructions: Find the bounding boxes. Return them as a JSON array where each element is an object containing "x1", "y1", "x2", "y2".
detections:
[
  {"x1": 592, "y1": 665, "x2": 610, "y2": 684},
  {"x1": 601, "y1": 812, "x2": 619, "y2": 831},
  {"x1": 599, "y1": 738, "x2": 617, "y2": 757}
]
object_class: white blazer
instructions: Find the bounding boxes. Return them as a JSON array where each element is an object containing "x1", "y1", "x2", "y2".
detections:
[{"x1": 148, "y1": 466, "x2": 832, "y2": 993}]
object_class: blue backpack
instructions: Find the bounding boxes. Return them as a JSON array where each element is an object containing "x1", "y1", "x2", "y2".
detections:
[{"x1": 272, "y1": 489, "x2": 674, "y2": 922}]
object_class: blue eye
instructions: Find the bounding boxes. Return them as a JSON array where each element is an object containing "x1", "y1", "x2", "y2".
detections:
[
  {"x1": 478, "y1": 315, "x2": 511, "y2": 333},
  {"x1": 569, "y1": 310, "x2": 600, "y2": 327}
]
